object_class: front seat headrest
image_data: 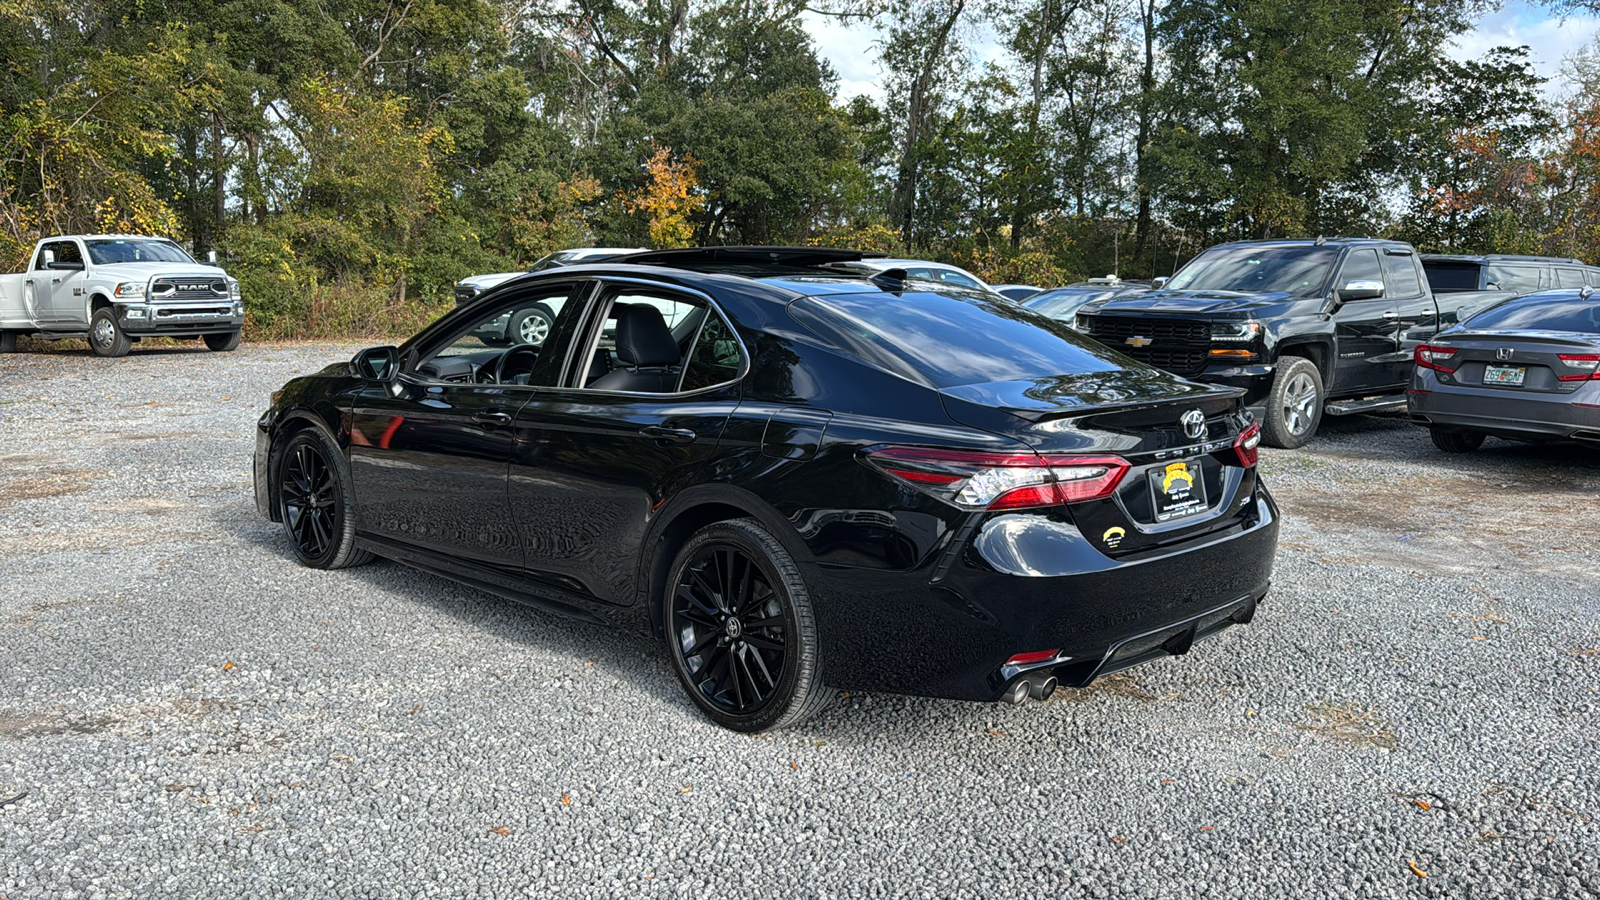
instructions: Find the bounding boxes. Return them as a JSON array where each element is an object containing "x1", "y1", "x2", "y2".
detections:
[{"x1": 613, "y1": 304, "x2": 680, "y2": 368}]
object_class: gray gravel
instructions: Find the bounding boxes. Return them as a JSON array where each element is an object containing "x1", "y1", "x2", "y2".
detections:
[{"x1": 2, "y1": 342, "x2": 1598, "y2": 899}]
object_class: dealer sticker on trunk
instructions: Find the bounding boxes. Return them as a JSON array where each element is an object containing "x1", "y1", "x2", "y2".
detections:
[{"x1": 1150, "y1": 460, "x2": 1208, "y2": 522}]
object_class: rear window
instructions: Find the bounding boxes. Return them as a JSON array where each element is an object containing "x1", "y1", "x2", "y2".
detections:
[
  {"x1": 1463, "y1": 294, "x2": 1600, "y2": 334},
  {"x1": 1423, "y1": 261, "x2": 1480, "y2": 293},
  {"x1": 789, "y1": 290, "x2": 1141, "y2": 388}
]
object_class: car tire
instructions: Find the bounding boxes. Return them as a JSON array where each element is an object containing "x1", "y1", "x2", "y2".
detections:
[
  {"x1": 1430, "y1": 428, "x2": 1486, "y2": 453},
  {"x1": 0, "y1": 331, "x2": 16, "y2": 353},
  {"x1": 275, "y1": 428, "x2": 374, "y2": 570},
  {"x1": 88, "y1": 308, "x2": 131, "y2": 358},
  {"x1": 664, "y1": 518, "x2": 830, "y2": 732},
  {"x1": 506, "y1": 306, "x2": 554, "y2": 346},
  {"x1": 1263, "y1": 356, "x2": 1324, "y2": 449},
  {"x1": 204, "y1": 331, "x2": 241, "y2": 352}
]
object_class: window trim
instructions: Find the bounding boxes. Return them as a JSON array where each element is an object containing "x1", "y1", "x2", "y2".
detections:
[{"x1": 558, "y1": 276, "x2": 749, "y2": 398}]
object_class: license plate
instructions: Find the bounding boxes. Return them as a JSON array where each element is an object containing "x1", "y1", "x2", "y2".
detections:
[
  {"x1": 1483, "y1": 365, "x2": 1526, "y2": 386},
  {"x1": 1149, "y1": 460, "x2": 1208, "y2": 522}
]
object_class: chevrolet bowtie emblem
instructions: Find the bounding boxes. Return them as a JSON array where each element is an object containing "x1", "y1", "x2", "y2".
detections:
[{"x1": 1125, "y1": 335, "x2": 1153, "y2": 348}]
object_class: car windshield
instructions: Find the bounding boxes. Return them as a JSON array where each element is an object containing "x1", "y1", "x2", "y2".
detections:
[
  {"x1": 84, "y1": 239, "x2": 196, "y2": 265},
  {"x1": 1022, "y1": 288, "x2": 1119, "y2": 318},
  {"x1": 1165, "y1": 246, "x2": 1337, "y2": 295},
  {"x1": 790, "y1": 290, "x2": 1142, "y2": 388},
  {"x1": 1462, "y1": 294, "x2": 1600, "y2": 333}
]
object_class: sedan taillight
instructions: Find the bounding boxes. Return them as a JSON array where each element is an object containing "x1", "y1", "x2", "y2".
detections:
[
  {"x1": 1557, "y1": 353, "x2": 1600, "y2": 381},
  {"x1": 1415, "y1": 344, "x2": 1457, "y2": 373},
  {"x1": 1233, "y1": 421, "x2": 1262, "y2": 467},
  {"x1": 865, "y1": 447, "x2": 1129, "y2": 511}
]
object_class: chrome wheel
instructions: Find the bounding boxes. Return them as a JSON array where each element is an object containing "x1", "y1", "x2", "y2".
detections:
[
  {"x1": 92, "y1": 317, "x2": 116, "y2": 348},
  {"x1": 1281, "y1": 371, "x2": 1319, "y2": 436},
  {"x1": 518, "y1": 313, "x2": 550, "y2": 344}
]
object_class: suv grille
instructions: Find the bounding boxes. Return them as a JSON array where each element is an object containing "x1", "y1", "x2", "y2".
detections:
[
  {"x1": 151, "y1": 278, "x2": 229, "y2": 301},
  {"x1": 1083, "y1": 315, "x2": 1210, "y2": 375}
]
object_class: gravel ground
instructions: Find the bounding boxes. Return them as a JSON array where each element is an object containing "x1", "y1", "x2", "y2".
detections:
[{"x1": 2, "y1": 342, "x2": 1598, "y2": 899}]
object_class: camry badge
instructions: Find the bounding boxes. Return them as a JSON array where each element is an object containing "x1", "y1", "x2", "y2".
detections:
[
  {"x1": 1181, "y1": 409, "x2": 1206, "y2": 440},
  {"x1": 1496, "y1": 347, "x2": 1514, "y2": 360},
  {"x1": 1125, "y1": 335, "x2": 1154, "y2": 348}
]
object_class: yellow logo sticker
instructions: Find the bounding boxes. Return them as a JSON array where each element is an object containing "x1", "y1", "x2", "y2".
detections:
[
  {"x1": 1102, "y1": 526, "x2": 1126, "y2": 548},
  {"x1": 1162, "y1": 462, "x2": 1195, "y2": 494}
]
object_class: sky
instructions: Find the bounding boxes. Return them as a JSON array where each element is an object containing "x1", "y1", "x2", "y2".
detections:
[{"x1": 805, "y1": 1, "x2": 1600, "y2": 105}]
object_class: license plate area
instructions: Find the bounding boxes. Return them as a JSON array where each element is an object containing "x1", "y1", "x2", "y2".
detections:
[
  {"x1": 1149, "y1": 459, "x2": 1208, "y2": 522},
  {"x1": 1483, "y1": 364, "x2": 1526, "y2": 386}
]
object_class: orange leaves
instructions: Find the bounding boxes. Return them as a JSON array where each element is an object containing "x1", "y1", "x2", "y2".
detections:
[
  {"x1": 623, "y1": 145, "x2": 705, "y2": 250},
  {"x1": 1407, "y1": 859, "x2": 1428, "y2": 878},
  {"x1": 488, "y1": 825, "x2": 511, "y2": 836}
]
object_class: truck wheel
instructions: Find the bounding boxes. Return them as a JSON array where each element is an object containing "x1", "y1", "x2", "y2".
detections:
[
  {"x1": 204, "y1": 331, "x2": 241, "y2": 352},
  {"x1": 1263, "y1": 356, "x2": 1323, "y2": 449},
  {"x1": 0, "y1": 331, "x2": 16, "y2": 353},
  {"x1": 88, "y1": 308, "x2": 132, "y2": 358},
  {"x1": 506, "y1": 306, "x2": 554, "y2": 346},
  {"x1": 1430, "y1": 428, "x2": 1485, "y2": 453}
]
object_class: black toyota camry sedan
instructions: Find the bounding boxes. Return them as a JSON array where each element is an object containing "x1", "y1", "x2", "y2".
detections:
[{"x1": 254, "y1": 247, "x2": 1279, "y2": 731}]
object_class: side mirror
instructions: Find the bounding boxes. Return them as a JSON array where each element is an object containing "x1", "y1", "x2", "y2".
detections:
[
  {"x1": 207, "y1": 249, "x2": 219, "y2": 264},
  {"x1": 351, "y1": 346, "x2": 401, "y2": 384},
  {"x1": 1151, "y1": 276, "x2": 1169, "y2": 290},
  {"x1": 41, "y1": 249, "x2": 55, "y2": 268},
  {"x1": 1339, "y1": 280, "x2": 1385, "y2": 302}
]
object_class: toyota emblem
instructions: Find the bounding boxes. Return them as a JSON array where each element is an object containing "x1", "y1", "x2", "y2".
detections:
[{"x1": 1181, "y1": 409, "x2": 1206, "y2": 440}]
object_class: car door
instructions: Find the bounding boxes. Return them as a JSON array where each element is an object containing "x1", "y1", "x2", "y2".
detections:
[
  {"x1": 1384, "y1": 249, "x2": 1434, "y2": 385},
  {"x1": 506, "y1": 280, "x2": 745, "y2": 607},
  {"x1": 1329, "y1": 248, "x2": 1398, "y2": 395},
  {"x1": 345, "y1": 281, "x2": 589, "y2": 572},
  {"x1": 28, "y1": 241, "x2": 86, "y2": 327}
]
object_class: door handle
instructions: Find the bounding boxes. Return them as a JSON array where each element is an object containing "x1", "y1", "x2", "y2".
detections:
[
  {"x1": 51, "y1": 277, "x2": 61, "y2": 284},
  {"x1": 1381, "y1": 311, "x2": 1397, "y2": 319},
  {"x1": 472, "y1": 410, "x2": 513, "y2": 427},
  {"x1": 640, "y1": 425, "x2": 697, "y2": 444}
]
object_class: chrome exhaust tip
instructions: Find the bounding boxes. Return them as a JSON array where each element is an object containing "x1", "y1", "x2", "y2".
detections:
[
  {"x1": 1002, "y1": 680, "x2": 1031, "y2": 704},
  {"x1": 1029, "y1": 676, "x2": 1058, "y2": 701}
]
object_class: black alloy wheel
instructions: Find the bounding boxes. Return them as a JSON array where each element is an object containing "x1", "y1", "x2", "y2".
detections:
[
  {"x1": 666, "y1": 519, "x2": 827, "y2": 731},
  {"x1": 277, "y1": 430, "x2": 372, "y2": 569}
]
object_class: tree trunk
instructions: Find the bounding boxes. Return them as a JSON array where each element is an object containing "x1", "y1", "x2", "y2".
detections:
[
  {"x1": 890, "y1": 0, "x2": 967, "y2": 243},
  {"x1": 211, "y1": 111, "x2": 226, "y2": 249},
  {"x1": 1132, "y1": 0, "x2": 1158, "y2": 265}
]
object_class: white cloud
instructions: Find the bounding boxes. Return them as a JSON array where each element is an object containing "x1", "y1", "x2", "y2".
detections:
[
  {"x1": 803, "y1": 11, "x2": 885, "y2": 102},
  {"x1": 1447, "y1": 0, "x2": 1599, "y2": 99}
]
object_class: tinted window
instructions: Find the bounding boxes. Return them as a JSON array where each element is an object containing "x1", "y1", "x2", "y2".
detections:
[
  {"x1": 1423, "y1": 261, "x2": 1481, "y2": 292},
  {"x1": 1486, "y1": 265, "x2": 1543, "y2": 294},
  {"x1": 790, "y1": 291, "x2": 1145, "y2": 388},
  {"x1": 1166, "y1": 245, "x2": 1336, "y2": 295},
  {"x1": 1022, "y1": 288, "x2": 1117, "y2": 319},
  {"x1": 1337, "y1": 249, "x2": 1382, "y2": 291},
  {"x1": 1382, "y1": 253, "x2": 1424, "y2": 299},
  {"x1": 934, "y1": 268, "x2": 984, "y2": 289},
  {"x1": 1463, "y1": 294, "x2": 1600, "y2": 334},
  {"x1": 36, "y1": 241, "x2": 82, "y2": 269},
  {"x1": 680, "y1": 310, "x2": 743, "y2": 391},
  {"x1": 1557, "y1": 268, "x2": 1586, "y2": 288}
]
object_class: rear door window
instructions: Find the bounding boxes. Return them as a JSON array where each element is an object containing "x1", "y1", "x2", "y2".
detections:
[
  {"x1": 1381, "y1": 253, "x2": 1424, "y2": 299},
  {"x1": 1557, "y1": 268, "x2": 1586, "y2": 288},
  {"x1": 1487, "y1": 265, "x2": 1543, "y2": 294},
  {"x1": 1422, "y1": 261, "x2": 1480, "y2": 292},
  {"x1": 789, "y1": 290, "x2": 1143, "y2": 388}
]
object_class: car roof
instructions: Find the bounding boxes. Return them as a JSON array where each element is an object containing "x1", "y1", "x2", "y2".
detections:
[
  {"x1": 1420, "y1": 253, "x2": 1588, "y2": 265},
  {"x1": 1207, "y1": 237, "x2": 1411, "y2": 251}
]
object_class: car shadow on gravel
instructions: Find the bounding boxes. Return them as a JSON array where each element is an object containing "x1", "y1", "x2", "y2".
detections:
[{"x1": 221, "y1": 513, "x2": 695, "y2": 711}]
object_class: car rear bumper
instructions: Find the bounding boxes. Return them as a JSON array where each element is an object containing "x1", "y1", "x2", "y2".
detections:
[
  {"x1": 1407, "y1": 375, "x2": 1600, "y2": 442},
  {"x1": 807, "y1": 485, "x2": 1280, "y2": 701}
]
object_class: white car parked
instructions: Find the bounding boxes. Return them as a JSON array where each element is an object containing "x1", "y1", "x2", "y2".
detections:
[
  {"x1": 453, "y1": 248, "x2": 646, "y2": 345},
  {"x1": 0, "y1": 234, "x2": 243, "y2": 357}
]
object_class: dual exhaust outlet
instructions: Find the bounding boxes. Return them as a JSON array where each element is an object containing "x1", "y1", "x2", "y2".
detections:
[{"x1": 1002, "y1": 675, "x2": 1058, "y2": 704}]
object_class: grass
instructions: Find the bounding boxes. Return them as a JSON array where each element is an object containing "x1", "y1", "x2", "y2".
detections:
[{"x1": 1292, "y1": 703, "x2": 1398, "y2": 750}]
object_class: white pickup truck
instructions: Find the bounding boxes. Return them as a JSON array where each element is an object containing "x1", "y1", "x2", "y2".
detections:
[{"x1": 0, "y1": 234, "x2": 245, "y2": 357}]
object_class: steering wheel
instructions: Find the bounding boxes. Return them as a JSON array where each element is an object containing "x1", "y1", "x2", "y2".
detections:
[{"x1": 492, "y1": 343, "x2": 541, "y2": 385}]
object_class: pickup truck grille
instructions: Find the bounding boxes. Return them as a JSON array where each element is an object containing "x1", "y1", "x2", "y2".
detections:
[
  {"x1": 454, "y1": 284, "x2": 479, "y2": 306},
  {"x1": 151, "y1": 278, "x2": 229, "y2": 301},
  {"x1": 1082, "y1": 315, "x2": 1211, "y2": 375}
]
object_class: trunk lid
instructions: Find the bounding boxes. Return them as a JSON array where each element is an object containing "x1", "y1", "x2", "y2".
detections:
[{"x1": 1431, "y1": 331, "x2": 1600, "y2": 395}]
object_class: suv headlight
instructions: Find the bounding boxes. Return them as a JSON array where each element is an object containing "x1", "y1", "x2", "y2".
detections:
[
  {"x1": 1210, "y1": 321, "x2": 1262, "y2": 342},
  {"x1": 114, "y1": 281, "x2": 146, "y2": 298}
]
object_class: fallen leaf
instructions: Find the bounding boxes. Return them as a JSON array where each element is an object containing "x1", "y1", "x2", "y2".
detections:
[
  {"x1": 488, "y1": 826, "x2": 511, "y2": 836},
  {"x1": 1407, "y1": 860, "x2": 1428, "y2": 878},
  {"x1": 219, "y1": 397, "x2": 230, "y2": 401},
  {"x1": 1111, "y1": 835, "x2": 1128, "y2": 845},
  {"x1": 986, "y1": 728, "x2": 1008, "y2": 738},
  {"x1": 679, "y1": 785, "x2": 691, "y2": 794},
  {"x1": 405, "y1": 703, "x2": 422, "y2": 716},
  {"x1": 790, "y1": 761, "x2": 798, "y2": 772},
  {"x1": 561, "y1": 793, "x2": 571, "y2": 806},
  {"x1": 1161, "y1": 779, "x2": 1176, "y2": 784},
  {"x1": 1470, "y1": 635, "x2": 1487, "y2": 641},
  {"x1": 222, "y1": 661, "x2": 234, "y2": 672},
  {"x1": 1199, "y1": 826, "x2": 1216, "y2": 832},
  {"x1": 1415, "y1": 799, "x2": 1432, "y2": 811},
  {"x1": 331, "y1": 754, "x2": 353, "y2": 763},
  {"x1": 585, "y1": 660, "x2": 595, "y2": 667}
]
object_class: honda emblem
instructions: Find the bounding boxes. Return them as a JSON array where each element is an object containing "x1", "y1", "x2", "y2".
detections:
[{"x1": 1495, "y1": 348, "x2": 1513, "y2": 361}]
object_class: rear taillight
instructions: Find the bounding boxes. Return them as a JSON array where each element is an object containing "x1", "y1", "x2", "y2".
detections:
[
  {"x1": 1005, "y1": 649, "x2": 1060, "y2": 667},
  {"x1": 1557, "y1": 354, "x2": 1600, "y2": 381},
  {"x1": 865, "y1": 447, "x2": 1129, "y2": 511},
  {"x1": 1415, "y1": 344, "x2": 1457, "y2": 373},
  {"x1": 1233, "y1": 421, "x2": 1261, "y2": 467}
]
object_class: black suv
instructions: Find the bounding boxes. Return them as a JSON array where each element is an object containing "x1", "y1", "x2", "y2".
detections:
[
  {"x1": 1077, "y1": 238, "x2": 1461, "y2": 448},
  {"x1": 253, "y1": 247, "x2": 1279, "y2": 731}
]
